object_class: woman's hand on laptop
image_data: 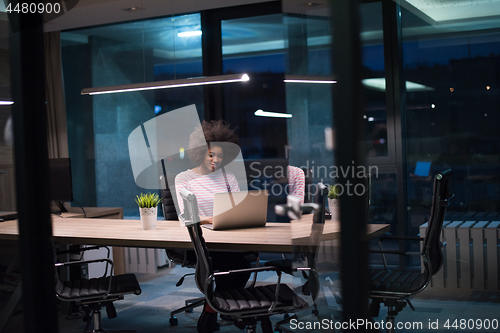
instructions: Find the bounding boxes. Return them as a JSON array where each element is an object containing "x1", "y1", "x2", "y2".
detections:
[{"x1": 199, "y1": 215, "x2": 213, "y2": 224}]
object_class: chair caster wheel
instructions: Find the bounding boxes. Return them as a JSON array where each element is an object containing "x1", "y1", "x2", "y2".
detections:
[
  {"x1": 185, "y1": 308, "x2": 194, "y2": 313},
  {"x1": 169, "y1": 317, "x2": 178, "y2": 326},
  {"x1": 312, "y1": 309, "x2": 319, "y2": 316}
]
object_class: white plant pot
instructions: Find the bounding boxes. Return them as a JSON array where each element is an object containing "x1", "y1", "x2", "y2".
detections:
[
  {"x1": 328, "y1": 198, "x2": 340, "y2": 221},
  {"x1": 139, "y1": 206, "x2": 157, "y2": 230}
]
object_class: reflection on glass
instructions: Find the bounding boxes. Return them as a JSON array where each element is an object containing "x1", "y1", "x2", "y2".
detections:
[
  {"x1": 61, "y1": 14, "x2": 203, "y2": 216},
  {"x1": 360, "y1": 1, "x2": 388, "y2": 158},
  {"x1": 402, "y1": 4, "x2": 500, "y2": 275},
  {"x1": 402, "y1": 5, "x2": 500, "y2": 228}
]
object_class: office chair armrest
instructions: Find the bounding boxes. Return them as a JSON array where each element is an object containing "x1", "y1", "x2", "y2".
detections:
[
  {"x1": 374, "y1": 235, "x2": 424, "y2": 270},
  {"x1": 55, "y1": 258, "x2": 114, "y2": 278},
  {"x1": 212, "y1": 265, "x2": 280, "y2": 277},
  {"x1": 206, "y1": 266, "x2": 283, "y2": 313},
  {"x1": 56, "y1": 246, "x2": 112, "y2": 275},
  {"x1": 379, "y1": 235, "x2": 424, "y2": 242},
  {"x1": 56, "y1": 245, "x2": 111, "y2": 256},
  {"x1": 241, "y1": 251, "x2": 260, "y2": 288},
  {"x1": 55, "y1": 258, "x2": 115, "y2": 298}
]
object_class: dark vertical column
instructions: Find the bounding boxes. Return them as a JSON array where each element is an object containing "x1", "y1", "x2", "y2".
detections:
[
  {"x1": 382, "y1": 0, "x2": 408, "y2": 269},
  {"x1": 9, "y1": 11, "x2": 58, "y2": 333},
  {"x1": 201, "y1": 10, "x2": 224, "y2": 121},
  {"x1": 62, "y1": 42, "x2": 97, "y2": 207},
  {"x1": 330, "y1": 0, "x2": 369, "y2": 327},
  {"x1": 286, "y1": 16, "x2": 308, "y2": 75}
]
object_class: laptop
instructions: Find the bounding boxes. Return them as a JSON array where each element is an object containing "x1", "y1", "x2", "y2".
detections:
[
  {"x1": 414, "y1": 161, "x2": 432, "y2": 177},
  {"x1": 203, "y1": 190, "x2": 269, "y2": 230},
  {"x1": 0, "y1": 211, "x2": 18, "y2": 222}
]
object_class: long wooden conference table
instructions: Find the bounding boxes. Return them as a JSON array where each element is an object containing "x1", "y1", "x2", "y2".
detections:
[
  {"x1": 0, "y1": 214, "x2": 389, "y2": 332},
  {"x1": 0, "y1": 214, "x2": 390, "y2": 252}
]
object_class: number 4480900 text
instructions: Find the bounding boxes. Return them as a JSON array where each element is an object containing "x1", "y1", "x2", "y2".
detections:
[{"x1": 6, "y1": 2, "x2": 61, "y2": 14}]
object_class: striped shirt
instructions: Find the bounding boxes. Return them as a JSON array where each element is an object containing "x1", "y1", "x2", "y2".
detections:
[
  {"x1": 288, "y1": 166, "x2": 305, "y2": 204},
  {"x1": 175, "y1": 169, "x2": 240, "y2": 216}
]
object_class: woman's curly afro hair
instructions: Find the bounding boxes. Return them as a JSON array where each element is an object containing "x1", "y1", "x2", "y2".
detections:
[{"x1": 187, "y1": 120, "x2": 239, "y2": 166}]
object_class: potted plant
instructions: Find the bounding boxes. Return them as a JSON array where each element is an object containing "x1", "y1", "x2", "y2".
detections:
[
  {"x1": 327, "y1": 184, "x2": 341, "y2": 220},
  {"x1": 136, "y1": 192, "x2": 161, "y2": 230}
]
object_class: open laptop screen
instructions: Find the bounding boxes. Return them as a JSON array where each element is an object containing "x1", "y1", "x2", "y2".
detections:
[{"x1": 414, "y1": 161, "x2": 431, "y2": 177}]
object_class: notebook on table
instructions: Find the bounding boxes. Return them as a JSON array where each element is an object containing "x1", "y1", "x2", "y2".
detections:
[
  {"x1": 414, "y1": 161, "x2": 432, "y2": 177},
  {"x1": 203, "y1": 190, "x2": 269, "y2": 230}
]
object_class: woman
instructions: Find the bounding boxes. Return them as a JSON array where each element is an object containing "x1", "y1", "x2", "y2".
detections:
[
  {"x1": 175, "y1": 120, "x2": 240, "y2": 221},
  {"x1": 175, "y1": 120, "x2": 252, "y2": 333}
]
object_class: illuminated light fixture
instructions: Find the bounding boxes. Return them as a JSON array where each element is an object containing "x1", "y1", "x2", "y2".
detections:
[
  {"x1": 302, "y1": 2, "x2": 323, "y2": 7},
  {"x1": 255, "y1": 109, "x2": 292, "y2": 118},
  {"x1": 81, "y1": 73, "x2": 250, "y2": 95},
  {"x1": 284, "y1": 75, "x2": 337, "y2": 84},
  {"x1": 178, "y1": 30, "x2": 202, "y2": 37},
  {"x1": 431, "y1": 104, "x2": 435, "y2": 108},
  {"x1": 367, "y1": 117, "x2": 375, "y2": 122},
  {"x1": 362, "y1": 78, "x2": 434, "y2": 92},
  {"x1": 0, "y1": 101, "x2": 14, "y2": 105},
  {"x1": 122, "y1": 7, "x2": 144, "y2": 12}
]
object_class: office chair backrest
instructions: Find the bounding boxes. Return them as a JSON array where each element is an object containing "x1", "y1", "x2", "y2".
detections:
[
  {"x1": 422, "y1": 169, "x2": 452, "y2": 278},
  {"x1": 303, "y1": 182, "x2": 328, "y2": 299},
  {"x1": 161, "y1": 171, "x2": 179, "y2": 220},
  {"x1": 179, "y1": 190, "x2": 213, "y2": 295},
  {"x1": 161, "y1": 188, "x2": 178, "y2": 220},
  {"x1": 311, "y1": 182, "x2": 328, "y2": 225}
]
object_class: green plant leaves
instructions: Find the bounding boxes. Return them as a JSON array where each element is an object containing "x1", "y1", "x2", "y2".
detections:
[
  {"x1": 135, "y1": 192, "x2": 161, "y2": 208},
  {"x1": 328, "y1": 184, "x2": 342, "y2": 199}
]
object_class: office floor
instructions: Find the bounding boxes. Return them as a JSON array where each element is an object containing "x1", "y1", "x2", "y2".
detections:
[{"x1": 1, "y1": 265, "x2": 499, "y2": 332}]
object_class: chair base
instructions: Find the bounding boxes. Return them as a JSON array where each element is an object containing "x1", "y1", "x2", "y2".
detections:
[
  {"x1": 83, "y1": 308, "x2": 137, "y2": 333},
  {"x1": 169, "y1": 296, "x2": 205, "y2": 325},
  {"x1": 234, "y1": 316, "x2": 273, "y2": 333},
  {"x1": 369, "y1": 297, "x2": 410, "y2": 333}
]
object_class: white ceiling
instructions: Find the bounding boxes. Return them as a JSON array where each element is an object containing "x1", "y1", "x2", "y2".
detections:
[
  {"x1": 43, "y1": 0, "x2": 275, "y2": 32},
  {"x1": 402, "y1": 0, "x2": 500, "y2": 24},
  {"x1": 0, "y1": 0, "x2": 498, "y2": 51}
]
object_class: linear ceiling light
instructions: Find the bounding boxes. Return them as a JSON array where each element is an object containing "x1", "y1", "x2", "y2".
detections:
[
  {"x1": 255, "y1": 109, "x2": 292, "y2": 118},
  {"x1": 0, "y1": 101, "x2": 14, "y2": 105},
  {"x1": 362, "y1": 78, "x2": 434, "y2": 92},
  {"x1": 284, "y1": 75, "x2": 337, "y2": 84},
  {"x1": 81, "y1": 73, "x2": 250, "y2": 95},
  {"x1": 178, "y1": 30, "x2": 202, "y2": 37}
]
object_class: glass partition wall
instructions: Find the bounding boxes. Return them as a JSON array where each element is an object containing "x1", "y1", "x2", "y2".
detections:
[
  {"x1": 402, "y1": 3, "x2": 500, "y2": 239},
  {"x1": 57, "y1": 0, "x2": 500, "y2": 330},
  {"x1": 61, "y1": 14, "x2": 203, "y2": 216}
]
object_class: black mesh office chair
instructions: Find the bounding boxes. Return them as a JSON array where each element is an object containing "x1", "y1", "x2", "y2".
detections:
[
  {"x1": 268, "y1": 183, "x2": 330, "y2": 327},
  {"x1": 160, "y1": 180, "x2": 205, "y2": 325},
  {"x1": 368, "y1": 169, "x2": 453, "y2": 333},
  {"x1": 161, "y1": 174, "x2": 260, "y2": 327},
  {"x1": 55, "y1": 246, "x2": 141, "y2": 333},
  {"x1": 179, "y1": 188, "x2": 320, "y2": 333}
]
